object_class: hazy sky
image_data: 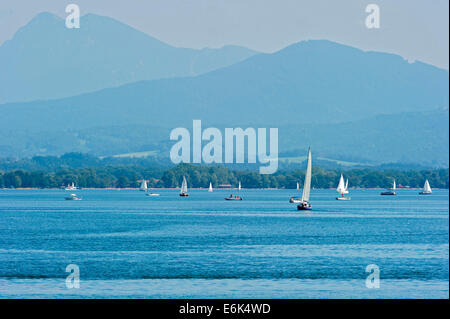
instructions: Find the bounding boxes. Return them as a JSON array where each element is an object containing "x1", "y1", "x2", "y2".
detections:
[{"x1": 0, "y1": 0, "x2": 448, "y2": 69}]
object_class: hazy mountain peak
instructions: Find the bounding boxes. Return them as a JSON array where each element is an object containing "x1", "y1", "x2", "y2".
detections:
[{"x1": 0, "y1": 12, "x2": 257, "y2": 103}]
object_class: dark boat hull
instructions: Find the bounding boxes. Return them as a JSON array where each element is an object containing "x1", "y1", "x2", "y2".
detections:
[
  {"x1": 380, "y1": 191, "x2": 396, "y2": 195},
  {"x1": 179, "y1": 193, "x2": 189, "y2": 197}
]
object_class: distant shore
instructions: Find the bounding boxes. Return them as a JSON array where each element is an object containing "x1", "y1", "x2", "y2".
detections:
[{"x1": 1, "y1": 187, "x2": 444, "y2": 190}]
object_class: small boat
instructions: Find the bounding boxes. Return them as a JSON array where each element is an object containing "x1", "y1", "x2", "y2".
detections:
[
  {"x1": 297, "y1": 147, "x2": 313, "y2": 211},
  {"x1": 146, "y1": 189, "x2": 160, "y2": 197},
  {"x1": 381, "y1": 179, "x2": 396, "y2": 195},
  {"x1": 180, "y1": 176, "x2": 189, "y2": 197},
  {"x1": 419, "y1": 180, "x2": 432, "y2": 195},
  {"x1": 290, "y1": 182, "x2": 302, "y2": 203},
  {"x1": 139, "y1": 180, "x2": 148, "y2": 192},
  {"x1": 225, "y1": 194, "x2": 242, "y2": 201},
  {"x1": 208, "y1": 182, "x2": 213, "y2": 192},
  {"x1": 238, "y1": 181, "x2": 241, "y2": 191},
  {"x1": 65, "y1": 193, "x2": 81, "y2": 200},
  {"x1": 336, "y1": 174, "x2": 351, "y2": 200},
  {"x1": 65, "y1": 182, "x2": 77, "y2": 191}
]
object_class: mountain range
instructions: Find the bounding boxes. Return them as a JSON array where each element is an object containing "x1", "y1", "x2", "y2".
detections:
[
  {"x1": 0, "y1": 12, "x2": 256, "y2": 103},
  {"x1": 0, "y1": 13, "x2": 448, "y2": 167}
]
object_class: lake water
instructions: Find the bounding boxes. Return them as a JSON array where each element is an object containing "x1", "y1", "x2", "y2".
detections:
[{"x1": 0, "y1": 188, "x2": 448, "y2": 298}]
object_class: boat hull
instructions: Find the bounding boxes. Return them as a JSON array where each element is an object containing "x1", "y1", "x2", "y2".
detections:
[
  {"x1": 380, "y1": 191, "x2": 396, "y2": 195},
  {"x1": 179, "y1": 193, "x2": 189, "y2": 197},
  {"x1": 289, "y1": 198, "x2": 302, "y2": 203},
  {"x1": 146, "y1": 193, "x2": 160, "y2": 197},
  {"x1": 297, "y1": 205, "x2": 312, "y2": 211},
  {"x1": 336, "y1": 197, "x2": 351, "y2": 200},
  {"x1": 225, "y1": 197, "x2": 242, "y2": 200},
  {"x1": 419, "y1": 192, "x2": 432, "y2": 195}
]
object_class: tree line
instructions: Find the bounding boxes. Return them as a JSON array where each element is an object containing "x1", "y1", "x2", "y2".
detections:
[{"x1": 0, "y1": 163, "x2": 448, "y2": 189}]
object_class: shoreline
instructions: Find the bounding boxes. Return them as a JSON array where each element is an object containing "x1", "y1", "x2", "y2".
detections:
[{"x1": 0, "y1": 187, "x2": 445, "y2": 190}]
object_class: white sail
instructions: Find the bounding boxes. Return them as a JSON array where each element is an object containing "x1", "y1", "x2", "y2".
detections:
[
  {"x1": 301, "y1": 148, "x2": 312, "y2": 202},
  {"x1": 208, "y1": 182, "x2": 213, "y2": 192},
  {"x1": 296, "y1": 182, "x2": 299, "y2": 191},
  {"x1": 393, "y1": 179, "x2": 396, "y2": 190},
  {"x1": 345, "y1": 179, "x2": 349, "y2": 194},
  {"x1": 424, "y1": 180, "x2": 432, "y2": 193},
  {"x1": 140, "y1": 180, "x2": 148, "y2": 191},
  {"x1": 336, "y1": 174, "x2": 346, "y2": 194},
  {"x1": 180, "y1": 176, "x2": 188, "y2": 194},
  {"x1": 238, "y1": 181, "x2": 241, "y2": 191}
]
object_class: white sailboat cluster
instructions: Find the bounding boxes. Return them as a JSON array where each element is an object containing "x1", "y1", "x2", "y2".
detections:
[
  {"x1": 65, "y1": 182, "x2": 77, "y2": 191},
  {"x1": 336, "y1": 174, "x2": 350, "y2": 200}
]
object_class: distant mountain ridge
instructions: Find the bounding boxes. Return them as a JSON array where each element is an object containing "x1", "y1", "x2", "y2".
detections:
[
  {"x1": 0, "y1": 12, "x2": 257, "y2": 103},
  {"x1": 1, "y1": 39, "x2": 447, "y2": 129},
  {"x1": 0, "y1": 13, "x2": 448, "y2": 166},
  {"x1": 0, "y1": 109, "x2": 447, "y2": 166}
]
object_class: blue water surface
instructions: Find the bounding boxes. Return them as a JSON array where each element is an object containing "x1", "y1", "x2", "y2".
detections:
[{"x1": 0, "y1": 188, "x2": 448, "y2": 298}]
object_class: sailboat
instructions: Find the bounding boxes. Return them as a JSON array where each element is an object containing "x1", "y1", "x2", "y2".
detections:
[
  {"x1": 297, "y1": 148, "x2": 312, "y2": 211},
  {"x1": 290, "y1": 181, "x2": 302, "y2": 203},
  {"x1": 336, "y1": 174, "x2": 351, "y2": 200},
  {"x1": 238, "y1": 181, "x2": 241, "y2": 191},
  {"x1": 381, "y1": 179, "x2": 396, "y2": 195},
  {"x1": 419, "y1": 180, "x2": 432, "y2": 195},
  {"x1": 289, "y1": 183, "x2": 302, "y2": 203},
  {"x1": 180, "y1": 176, "x2": 189, "y2": 197},
  {"x1": 65, "y1": 182, "x2": 77, "y2": 191},
  {"x1": 139, "y1": 180, "x2": 148, "y2": 192},
  {"x1": 208, "y1": 182, "x2": 213, "y2": 192}
]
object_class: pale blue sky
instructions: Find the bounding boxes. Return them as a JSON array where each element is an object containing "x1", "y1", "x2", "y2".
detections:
[{"x1": 0, "y1": 0, "x2": 448, "y2": 69}]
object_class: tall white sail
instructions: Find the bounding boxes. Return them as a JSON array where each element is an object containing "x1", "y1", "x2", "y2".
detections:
[
  {"x1": 296, "y1": 182, "x2": 300, "y2": 191},
  {"x1": 393, "y1": 179, "x2": 396, "y2": 190},
  {"x1": 344, "y1": 179, "x2": 349, "y2": 194},
  {"x1": 180, "y1": 176, "x2": 188, "y2": 194},
  {"x1": 424, "y1": 180, "x2": 432, "y2": 193},
  {"x1": 140, "y1": 180, "x2": 148, "y2": 191},
  {"x1": 238, "y1": 181, "x2": 241, "y2": 191},
  {"x1": 208, "y1": 182, "x2": 213, "y2": 192},
  {"x1": 301, "y1": 148, "x2": 312, "y2": 202},
  {"x1": 336, "y1": 174, "x2": 346, "y2": 194}
]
